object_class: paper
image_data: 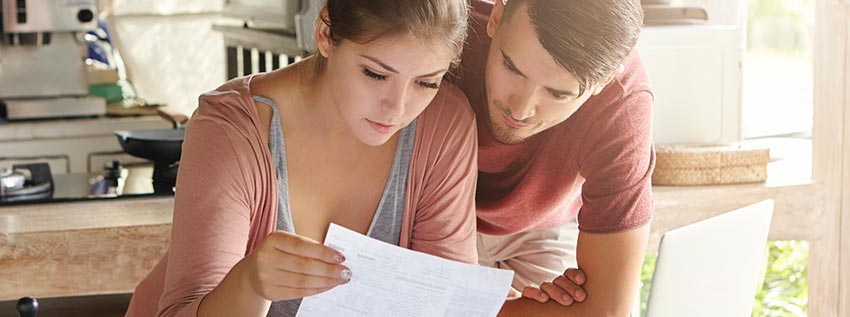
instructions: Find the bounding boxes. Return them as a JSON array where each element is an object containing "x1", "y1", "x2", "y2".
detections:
[{"x1": 297, "y1": 224, "x2": 514, "y2": 317}]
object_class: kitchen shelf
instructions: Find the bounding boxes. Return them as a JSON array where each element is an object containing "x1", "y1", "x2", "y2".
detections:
[{"x1": 650, "y1": 137, "x2": 819, "y2": 251}]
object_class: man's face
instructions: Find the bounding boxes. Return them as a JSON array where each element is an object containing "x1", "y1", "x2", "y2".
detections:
[{"x1": 483, "y1": 4, "x2": 605, "y2": 144}]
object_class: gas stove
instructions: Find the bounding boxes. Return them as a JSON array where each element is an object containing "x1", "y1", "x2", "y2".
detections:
[{"x1": 0, "y1": 161, "x2": 171, "y2": 206}]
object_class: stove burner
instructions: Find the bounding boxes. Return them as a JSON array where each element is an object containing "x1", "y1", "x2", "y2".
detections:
[{"x1": 0, "y1": 163, "x2": 54, "y2": 202}]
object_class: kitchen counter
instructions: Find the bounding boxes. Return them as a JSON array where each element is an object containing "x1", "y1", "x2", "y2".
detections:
[
  {"x1": 0, "y1": 196, "x2": 173, "y2": 301},
  {"x1": 0, "y1": 138, "x2": 821, "y2": 301}
]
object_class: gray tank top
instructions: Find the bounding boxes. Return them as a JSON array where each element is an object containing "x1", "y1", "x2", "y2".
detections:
[{"x1": 253, "y1": 96, "x2": 416, "y2": 316}]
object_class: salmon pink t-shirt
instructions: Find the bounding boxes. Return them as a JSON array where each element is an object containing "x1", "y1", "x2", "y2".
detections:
[{"x1": 456, "y1": 0, "x2": 656, "y2": 235}]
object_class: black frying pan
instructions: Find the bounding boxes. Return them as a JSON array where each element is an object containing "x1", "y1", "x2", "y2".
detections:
[
  {"x1": 114, "y1": 128, "x2": 184, "y2": 163},
  {"x1": 114, "y1": 107, "x2": 188, "y2": 193}
]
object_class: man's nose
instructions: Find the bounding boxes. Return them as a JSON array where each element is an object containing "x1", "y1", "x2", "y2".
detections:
[{"x1": 508, "y1": 89, "x2": 537, "y2": 120}]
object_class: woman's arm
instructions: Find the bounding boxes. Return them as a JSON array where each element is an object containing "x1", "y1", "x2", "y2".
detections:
[
  {"x1": 157, "y1": 118, "x2": 350, "y2": 317},
  {"x1": 155, "y1": 118, "x2": 262, "y2": 316},
  {"x1": 199, "y1": 231, "x2": 350, "y2": 317}
]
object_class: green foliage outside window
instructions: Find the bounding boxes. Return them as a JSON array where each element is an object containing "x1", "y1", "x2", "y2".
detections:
[
  {"x1": 751, "y1": 241, "x2": 808, "y2": 317},
  {"x1": 637, "y1": 241, "x2": 808, "y2": 317}
]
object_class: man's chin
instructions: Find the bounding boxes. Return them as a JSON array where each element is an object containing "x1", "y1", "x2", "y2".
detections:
[{"x1": 487, "y1": 123, "x2": 529, "y2": 145}]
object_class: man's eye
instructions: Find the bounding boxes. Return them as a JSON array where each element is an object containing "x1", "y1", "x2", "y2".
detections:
[
  {"x1": 363, "y1": 68, "x2": 387, "y2": 81},
  {"x1": 418, "y1": 81, "x2": 440, "y2": 89},
  {"x1": 503, "y1": 59, "x2": 520, "y2": 74},
  {"x1": 550, "y1": 91, "x2": 569, "y2": 100}
]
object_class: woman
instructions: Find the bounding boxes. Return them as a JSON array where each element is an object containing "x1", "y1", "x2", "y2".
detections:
[{"x1": 125, "y1": 0, "x2": 476, "y2": 316}]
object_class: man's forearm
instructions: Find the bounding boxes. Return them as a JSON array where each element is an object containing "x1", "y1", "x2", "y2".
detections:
[
  {"x1": 499, "y1": 225, "x2": 650, "y2": 317},
  {"x1": 498, "y1": 296, "x2": 629, "y2": 317}
]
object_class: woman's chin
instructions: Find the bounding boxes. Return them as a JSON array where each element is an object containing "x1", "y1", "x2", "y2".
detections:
[{"x1": 358, "y1": 134, "x2": 394, "y2": 147}]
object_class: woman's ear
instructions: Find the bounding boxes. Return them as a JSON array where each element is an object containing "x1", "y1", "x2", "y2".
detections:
[{"x1": 315, "y1": 8, "x2": 334, "y2": 58}]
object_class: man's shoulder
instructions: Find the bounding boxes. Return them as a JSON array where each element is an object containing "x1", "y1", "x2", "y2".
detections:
[
  {"x1": 580, "y1": 50, "x2": 653, "y2": 121},
  {"x1": 609, "y1": 50, "x2": 653, "y2": 100}
]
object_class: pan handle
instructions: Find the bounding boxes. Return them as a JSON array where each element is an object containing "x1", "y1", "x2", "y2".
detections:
[{"x1": 156, "y1": 106, "x2": 190, "y2": 129}]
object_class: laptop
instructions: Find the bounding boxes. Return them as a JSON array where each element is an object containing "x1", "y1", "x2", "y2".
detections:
[{"x1": 645, "y1": 199, "x2": 774, "y2": 317}]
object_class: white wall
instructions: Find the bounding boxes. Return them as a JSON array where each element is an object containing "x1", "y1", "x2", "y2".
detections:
[
  {"x1": 675, "y1": 0, "x2": 746, "y2": 26},
  {"x1": 99, "y1": 0, "x2": 235, "y2": 116}
]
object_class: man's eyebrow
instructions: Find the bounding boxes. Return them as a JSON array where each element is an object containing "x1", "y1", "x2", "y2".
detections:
[
  {"x1": 501, "y1": 50, "x2": 527, "y2": 78},
  {"x1": 503, "y1": 50, "x2": 578, "y2": 97}
]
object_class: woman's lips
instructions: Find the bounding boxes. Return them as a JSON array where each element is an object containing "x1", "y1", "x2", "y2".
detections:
[
  {"x1": 367, "y1": 119, "x2": 396, "y2": 134},
  {"x1": 500, "y1": 111, "x2": 527, "y2": 129}
]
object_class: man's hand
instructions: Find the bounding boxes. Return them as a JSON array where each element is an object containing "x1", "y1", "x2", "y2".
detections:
[{"x1": 521, "y1": 268, "x2": 587, "y2": 306}]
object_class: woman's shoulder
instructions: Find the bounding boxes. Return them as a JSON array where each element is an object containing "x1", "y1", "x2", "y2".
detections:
[
  {"x1": 410, "y1": 82, "x2": 478, "y2": 173},
  {"x1": 417, "y1": 82, "x2": 476, "y2": 135},
  {"x1": 189, "y1": 76, "x2": 274, "y2": 145},
  {"x1": 193, "y1": 76, "x2": 256, "y2": 121}
]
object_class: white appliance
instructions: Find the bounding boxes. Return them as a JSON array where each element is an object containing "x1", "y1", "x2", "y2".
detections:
[
  {"x1": 0, "y1": 0, "x2": 106, "y2": 120},
  {"x1": 636, "y1": 24, "x2": 743, "y2": 145},
  {"x1": 645, "y1": 199, "x2": 774, "y2": 317}
]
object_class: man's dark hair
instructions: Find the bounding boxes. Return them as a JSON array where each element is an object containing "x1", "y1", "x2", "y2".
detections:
[{"x1": 503, "y1": 0, "x2": 644, "y2": 95}]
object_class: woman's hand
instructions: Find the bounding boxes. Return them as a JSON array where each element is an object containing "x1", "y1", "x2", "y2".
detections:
[{"x1": 241, "y1": 230, "x2": 352, "y2": 301}]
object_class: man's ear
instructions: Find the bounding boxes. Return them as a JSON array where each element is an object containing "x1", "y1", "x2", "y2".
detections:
[
  {"x1": 315, "y1": 8, "x2": 334, "y2": 58},
  {"x1": 592, "y1": 64, "x2": 625, "y2": 96},
  {"x1": 487, "y1": 0, "x2": 507, "y2": 38}
]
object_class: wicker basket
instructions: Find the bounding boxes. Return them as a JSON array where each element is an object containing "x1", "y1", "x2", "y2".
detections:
[{"x1": 653, "y1": 144, "x2": 770, "y2": 186}]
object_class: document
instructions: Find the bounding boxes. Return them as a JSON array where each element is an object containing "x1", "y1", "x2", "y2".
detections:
[{"x1": 297, "y1": 224, "x2": 514, "y2": 317}]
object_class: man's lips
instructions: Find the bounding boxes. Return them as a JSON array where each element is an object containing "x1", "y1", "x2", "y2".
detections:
[{"x1": 499, "y1": 111, "x2": 527, "y2": 129}]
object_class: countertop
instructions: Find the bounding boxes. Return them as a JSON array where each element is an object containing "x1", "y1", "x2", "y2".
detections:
[
  {"x1": 0, "y1": 196, "x2": 173, "y2": 235},
  {"x1": 0, "y1": 196, "x2": 174, "y2": 301},
  {"x1": 0, "y1": 137, "x2": 820, "y2": 300}
]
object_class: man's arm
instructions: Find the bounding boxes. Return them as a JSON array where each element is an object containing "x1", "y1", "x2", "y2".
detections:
[{"x1": 498, "y1": 223, "x2": 649, "y2": 317}]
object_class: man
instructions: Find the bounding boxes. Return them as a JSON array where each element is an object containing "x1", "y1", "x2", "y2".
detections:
[{"x1": 454, "y1": 0, "x2": 655, "y2": 315}]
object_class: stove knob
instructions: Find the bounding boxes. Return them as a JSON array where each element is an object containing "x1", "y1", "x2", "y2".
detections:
[
  {"x1": 77, "y1": 9, "x2": 94, "y2": 23},
  {"x1": 16, "y1": 297, "x2": 37, "y2": 317}
]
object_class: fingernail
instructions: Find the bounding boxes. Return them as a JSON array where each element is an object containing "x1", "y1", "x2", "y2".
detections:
[
  {"x1": 563, "y1": 294, "x2": 573, "y2": 303},
  {"x1": 539, "y1": 294, "x2": 548, "y2": 301},
  {"x1": 576, "y1": 275, "x2": 585, "y2": 284},
  {"x1": 576, "y1": 290, "x2": 586, "y2": 299},
  {"x1": 340, "y1": 269, "x2": 352, "y2": 281},
  {"x1": 333, "y1": 254, "x2": 345, "y2": 263}
]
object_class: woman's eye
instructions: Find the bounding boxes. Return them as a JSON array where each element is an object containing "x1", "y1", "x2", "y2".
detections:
[{"x1": 363, "y1": 68, "x2": 387, "y2": 81}]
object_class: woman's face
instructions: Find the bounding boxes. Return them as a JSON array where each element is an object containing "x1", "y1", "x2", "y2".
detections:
[{"x1": 320, "y1": 34, "x2": 453, "y2": 146}]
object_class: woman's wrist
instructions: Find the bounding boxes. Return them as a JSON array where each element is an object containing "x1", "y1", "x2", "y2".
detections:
[{"x1": 199, "y1": 258, "x2": 269, "y2": 316}]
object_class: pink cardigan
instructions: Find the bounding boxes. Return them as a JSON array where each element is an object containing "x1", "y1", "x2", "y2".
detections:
[{"x1": 126, "y1": 77, "x2": 479, "y2": 317}]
